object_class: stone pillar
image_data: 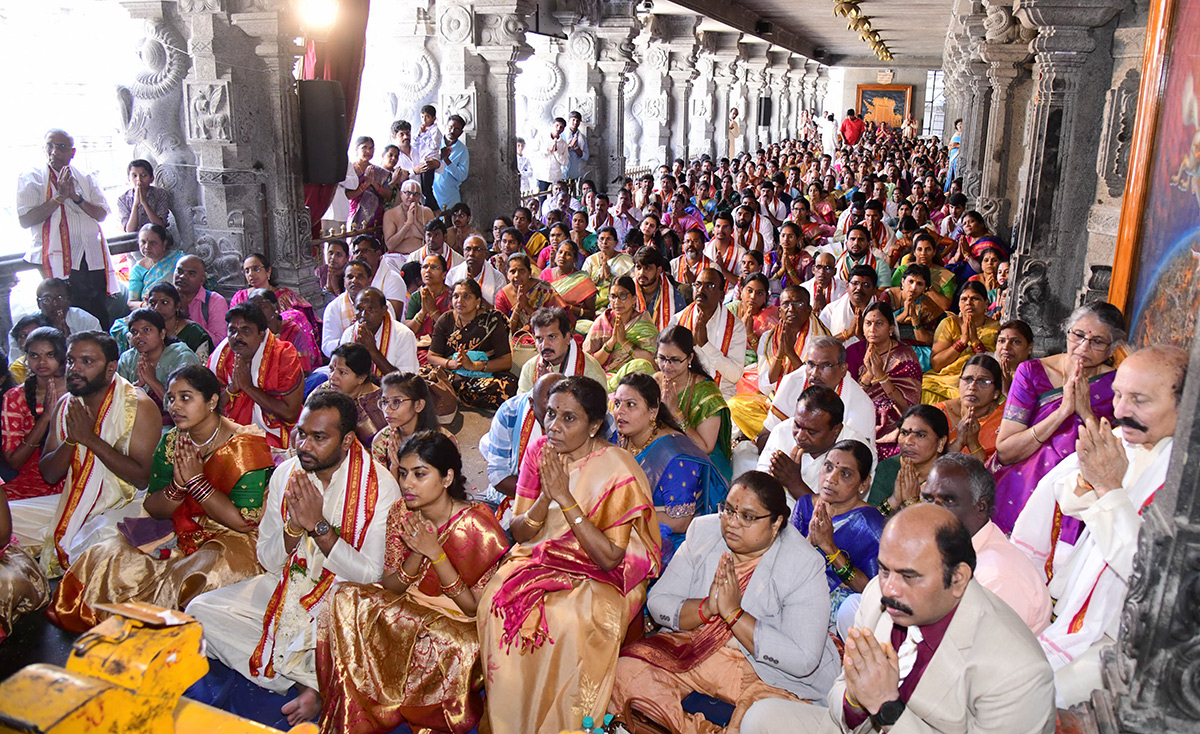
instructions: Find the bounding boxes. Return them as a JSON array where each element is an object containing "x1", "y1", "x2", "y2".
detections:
[
  {"x1": 815, "y1": 65, "x2": 830, "y2": 116},
  {"x1": 117, "y1": 1, "x2": 199, "y2": 257},
  {"x1": 468, "y1": 4, "x2": 534, "y2": 218},
  {"x1": 958, "y1": 8, "x2": 992, "y2": 203},
  {"x1": 1005, "y1": 0, "x2": 1127, "y2": 350},
  {"x1": 689, "y1": 38, "x2": 720, "y2": 161},
  {"x1": 595, "y1": 15, "x2": 639, "y2": 187},
  {"x1": 977, "y1": 2, "x2": 1034, "y2": 238},
  {"x1": 742, "y1": 43, "x2": 770, "y2": 152},
  {"x1": 665, "y1": 21, "x2": 701, "y2": 163},
  {"x1": 710, "y1": 37, "x2": 743, "y2": 160},
  {"x1": 176, "y1": 0, "x2": 315, "y2": 298}
]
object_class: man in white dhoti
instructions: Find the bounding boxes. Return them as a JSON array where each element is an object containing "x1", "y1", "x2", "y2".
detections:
[
  {"x1": 1010, "y1": 345, "x2": 1186, "y2": 706},
  {"x1": 11, "y1": 332, "x2": 159, "y2": 575},
  {"x1": 186, "y1": 391, "x2": 400, "y2": 725}
]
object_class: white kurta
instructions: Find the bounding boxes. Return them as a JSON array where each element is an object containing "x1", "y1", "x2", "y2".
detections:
[
  {"x1": 16, "y1": 165, "x2": 112, "y2": 280},
  {"x1": 339, "y1": 316, "x2": 419, "y2": 375},
  {"x1": 800, "y1": 277, "x2": 848, "y2": 308},
  {"x1": 763, "y1": 367, "x2": 875, "y2": 442},
  {"x1": 447, "y1": 261, "x2": 506, "y2": 305},
  {"x1": 1010, "y1": 433, "x2": 1173, "y2": 707},
  {"x1": 185, "y1": 450, "x2": 400, "y2": 691},
  {"x1": 756, "y1": 419, "x2": 875, "y2": 509},
  {"x1": 668, "y1": 307, "x2": 748, "y2": 399}
]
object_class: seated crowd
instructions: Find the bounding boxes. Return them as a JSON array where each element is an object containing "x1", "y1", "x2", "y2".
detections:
[{"x1": 0, "y1": 115, "x2": 1185, "y2": 734}]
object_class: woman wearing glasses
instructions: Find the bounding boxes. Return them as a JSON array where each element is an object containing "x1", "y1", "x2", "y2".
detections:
[
  {"x1": 610, "y1": 470, "x2": 838, "y2": 731},
  {"x1": 372, "y1": 372, "x2": 454, "y2": 480},
  {"x1": 934, "y1": 355, "x2": 1005, "y2": 462},
  {"x1": 479, "y1": 376, "x2": 660, "y2": 734},
  {"x1": 584, "y1": 275, "x2": 657, "y2": 391},
  {"x1": 612, "y1": 373, "x2": 728, "y2": 567},
  {"x1": 654, "y1": 326, "x2": 734, "y2": 483},
  {"x1": 991, "y1": 301, "x2": 1123, "y2": 537},
  {"x1": 322, "y1": 344, "x2": 385, "y2": 446}
]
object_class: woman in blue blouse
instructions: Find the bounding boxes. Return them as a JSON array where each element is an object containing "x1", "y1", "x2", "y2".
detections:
[{"x1": 612, "y1": 372, "x2": 728, "y2": 566}]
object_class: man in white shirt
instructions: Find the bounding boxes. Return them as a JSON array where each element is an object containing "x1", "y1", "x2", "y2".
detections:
[
  {"x1": 588, "y1": 192, "x2": 615, "y2": 231},
  {"x1": 516, "y1": 137, "x2": 535, "y2": 193},
  {"x1": 922, "y1": 454, "x2": 1052, "y2": 634},
  {"x1": 612, "y1": 188, "x2": 642, "y2": 245},
  {"x1": 756, "y1": 385, "x2": 873, "y2": 508},
  {"x1": 758, "y1": 180, "x2": 787, "y2": 229},
  {"x1": 339, "y1": 288, "x2": 419, "y2": 376},
  {"x1": 564, "y1": 110, "x2": 589, "y2": 184},
  {"x1": 835, "y1": 224, "x2": 891, "y2": 287},
  {"x1": 322, "y1": 259, "x2": 373, "y2": 358},
  {"x1": 940, "y1": 192, "x2": 969, "y2": 239},
  {"x1": 413, "y1": 104, "x2": 443, "y2": 210},
  {"x1": 17, "y1": 129, "x2": 116, "y2": 327},
  {"x1": 447, "y1": 234, "x2": 505, "y2": 305},
  {"x1": 186, "y1": 392, "x2": 400, "y2": 724},
  {"x1": 668, "y1": 268, "x2": 747, "y2": 399},
  {"x1": 351, "y1": 234, "x2": 407, "y2": 315},
  {"x1": 821, "y1": 265, "x2": 880, "y2": 348},
  {"x1": 1011, "y1": 345, "x2": 1185, "y2": 706},
  {"x1": 733, "y1": 203, "x2": 774, "y2": 253},
  {"x1": 16, "y1": 278, "x2": 101, "y2": 357},
  {"x1": 801, "y1": 252, "x2": 848, "y2": 315},
  {"x1": 704, "y1": 212, "x2": 746, "y2": 283},
  {"x1": 759, "y1": 336, "x2": 875, "y2": 448},
  {"x1": 534, "y1": 117, "x2": 569, "y2": 192},
  {"x1": 388, "y1": 119, "x2": 420, "y2": 185}
]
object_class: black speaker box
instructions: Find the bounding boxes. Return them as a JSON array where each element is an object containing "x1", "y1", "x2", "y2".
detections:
[
  {"x1": 298, "y1": 79, "x2": 349, "y2": 185},
  {"x1": 757, "y1": 97, "x2": 773, "y2": 127}
]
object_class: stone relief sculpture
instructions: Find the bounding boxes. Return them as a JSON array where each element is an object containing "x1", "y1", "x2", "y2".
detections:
[
  {"x1": 386, "y1": 46, "x2": 441, "y2": 126},
  {"x1": 187, "y1": 83, "x2": 233, "y2": 141}
]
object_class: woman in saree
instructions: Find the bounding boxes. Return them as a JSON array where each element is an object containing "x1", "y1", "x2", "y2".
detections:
[
  {"x1": 847, "y1": 303, "x2": 921, "y2": 459},
  {"x1": 945, "y1": 210, "x2": 1008, "y2": 283},
  {"x1": 317, "y1": 431, "x2": 509, "y2": 734},
  {"x1": 568, "y1": 209, "x2": 599, "y2": 255},
  {"x1": 2, "y1": 327, "x2": 66, "y2": 501},
  {"x1": 613, "y1": 373, "x2": 728, "y2": 566},
  {"x1": 321, "y1": 344, "x2": 385, "y2": 447},
  {"x1": 536, "y1": 222, "x2": 571, "y2": 270},
  {"x1": 583, "y1": 226, "x2": 635, "y2": 310},
  {"x1": 788, "y1": 196, "x2": 833, "y2": 250},
  {"x1": 770, "y1": 221, "x2": 813, "y2": 292},
  {"x1": 116, "y1": 307, "x2": 201, "y2": 418},
  {"x1": 127, "y1": 223, "x2": 184, "y2": 309},
  {"x1": 921, "y1": 281, "x2": 1000, "y2": 404},
  {"x1": 791, "y1": 440, "x2": 885, "y2": 625},
  {"x1": 478, "y1": 376, "x2": 661, "y2": 734},
  {"x1": 887, "y1": 263, "x2": 945, "y2": 370},
  {"x1": 967, "y1": 247, "x2": 1005, "y2": 305},
  {"x1": 727, "y1": 274, "x2": 779, "y2": 377},
  {"x1": 584, "y1": 275, "x2": 658, "y2": 391},
  {"x1": 245, "y1": 288, "x2": 321, "y2": 372},
  {"x1": 48, "y1": 365, "x2": 273, "y2": 633},
  {"x1": 372, "y1": 372, "x2": 455, "y2": 480},
  {"x1": 655, "y1": 326, "x2": 734, "y2": 483},
  {"x1": 542, "y1": 239, "x2": 599, "y2": 328},
  {"x1": 423, "y1": 278, "x2": 517, "y2": 410},
  {"x1": 945, "y1": 118, "x2": 962, "y2": 191},
  {"x1": 404, "y1": 253, "x2": 453, "y2": 362},
  {"x1": 868, "y1": 404, "x2": 949, "y2": 510},
  {"x1": 347, "y1": 136, "x2": 391, "y2": 229},
  {"x1": 611, "y1": 470, "x2": 838, "y2": 732},
  {"x1": 935, "y1": 354, "x2": 1005, "y2": 462},
  {"x1": 111, "y1": 282, "x2": 217, "y2": 361},
  {"x1": 0, "y1": 486, "x2": 49, "y2": 643},
  {"x1": 806, "y1": 181, "x2": 837, "y2": 226},
  {"x1": 991, "y1": 301, "x2": 1123, "y2": 536},
  {"x1": 890, "y1": 232, "x2": 956, "y2": 310},
  {"x1": 231, "y1": 253, "x2": 319, "y2": 335}
]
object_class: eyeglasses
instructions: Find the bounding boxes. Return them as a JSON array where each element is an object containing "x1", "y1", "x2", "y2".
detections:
[
  {"x1": 611, "y1": 291, "x2": 633, "y2": 302},
  {"x1": 377, "y1": 397, "x2": 413, "y2": 411},
  {"x1": 803, "y1": 360, "x2": 838, "y2": 372},
  {"x1": 959, "y1": 375, "x2": 995, "y2": 387},
  {"x1": 656, "y1": 354, "x2": 689, "y2": 365},
  {"x1": 37, "y1": 294, "x2": 69, "y2": 305},
  {"x1": 696, "y1": 281, "x2": 723, "y2": 291},
  {"x1": 1066, "y1": 329, "x2": 1112, "y2": 351},
  {"x1": 812, "y1": 264, "x2": 835, "y2": 272},
  {"x1": 779, "y1": 301, "x2": 807, "y2": 310},
  {"x1": 717, "y1": 502, "x2": 772, "y2": 525},
  {"x1": 47, "y1": 143, "x2": 72, "y2": 151}
]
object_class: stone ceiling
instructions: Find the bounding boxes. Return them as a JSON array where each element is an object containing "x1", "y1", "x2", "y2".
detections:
[{"x1": 659, "y1": 0, "x2": 954, "y2": 67}]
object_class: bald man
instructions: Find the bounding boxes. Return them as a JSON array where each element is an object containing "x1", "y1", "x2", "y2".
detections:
[
  {"x1": 173, "y1": 254, "x2": 228, "y2": 343},
  {"x1": 382, "y1": 179, "x2": 434, "y2": 255},
  {"x1": 339, "y1": 287, "x2": 418, "y2": 376},
  {"x1": 1011, "y1": 344, "x2": 1187, "y2": 706},
  {"x1": 744, "y1": 504, "x2": 1055, "y2": 733}
]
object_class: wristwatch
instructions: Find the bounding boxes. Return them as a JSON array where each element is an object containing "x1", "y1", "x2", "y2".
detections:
[
  {"x1": 311, "y1": 520, "x2": 331, "y2": 538},
  {"x1": 870, "y1": 699, "x2": 906, "y2": 727},
  {"x1": 72, "y1": 195, "x2": 84, "y2": 205}
]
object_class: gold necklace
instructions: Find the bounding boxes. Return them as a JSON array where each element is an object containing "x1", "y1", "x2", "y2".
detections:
[{"x1": 622, "y1": 425, "x2": 659, "y2": 455}]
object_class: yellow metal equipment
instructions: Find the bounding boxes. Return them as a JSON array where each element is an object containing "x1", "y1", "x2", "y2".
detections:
[{"x1": 0, "y1": 602, "x2": 316, "y2": 734}]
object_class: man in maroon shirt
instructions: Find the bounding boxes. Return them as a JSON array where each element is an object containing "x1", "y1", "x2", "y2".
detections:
[
  {"x1": 840, "y1": 109, "x2": 866, "y2": 147},
  {"x1": 741, "y1": 504, "x2": 1056, "y2": 733}
]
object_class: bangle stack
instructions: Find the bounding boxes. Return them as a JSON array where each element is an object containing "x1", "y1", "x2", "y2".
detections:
[
  {"x1": 396, "y1": 564, "x2": 421, "y2": 585},
  {"x1": 724, "y1": 608, "x2": 744, "y2": 627},
  {"x1": 952, "y1": 339, "x2": 967, "y2": 352},
  {"x1": 283, "y1": 519, "x2": 305, "y2": 538},
  {"x1": 523, "y1": 513, "x2": 545, "y2": 529},
  {"x1": 168, "y1": 474, "x2": 215, "y2": 503},
  {"x1": 826, "y1": 549, "x2": 856, "y2": 583},
  {"x1": 1030, "y1": 423, "x2": 1047, "y2": 444},
  {"x1": 440, "y1": 575, "x2": 468, "y2": 597},
  {"x1": 697, "y1": 597, "x2": 716, "y2": 624}
]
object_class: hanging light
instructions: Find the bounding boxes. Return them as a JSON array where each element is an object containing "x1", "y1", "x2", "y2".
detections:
[
  {"x1": 833, "y1": 1, "x2": 861, "y2": 19},
  {"x1": 297, "y1": 0, "x2": 338, "y2": 40}
]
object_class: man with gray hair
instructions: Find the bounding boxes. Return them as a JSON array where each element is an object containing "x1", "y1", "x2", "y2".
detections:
[
  {"x1": 17, "y1": 129, "x2": 115, "y2": 327},
  {"x1": 922, "y1": 453, "x2": 1051, "y2": 633}
]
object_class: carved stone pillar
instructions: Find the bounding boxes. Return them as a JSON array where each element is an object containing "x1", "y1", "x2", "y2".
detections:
[
  {"x1": 977, "y1": 2, "x2": 1033, "y2": 238},
  {"x1": 689, "y1": 46, "x2": 719, "y2": 161},
  {"x1": 742, "y1": 44, "x2": 770, "y2": 152},
  {"x1": 665, "y1": 22, "x2": 701, "y2": 163},
  {"x1": 117, "y1": 1, "x2": 198, "y2": 256},
  {"x1": 471, "y1": 5, "x2": 534, "y2": 217},
  {"x1": 815, "y1": 65, "x2": 829, "y2": 117},
  {"x1": 1005, "y1": 0, "x2": 1127, "y2": 351},
  {"x1": 595, "y1": 16, "x2": 638, "y2": 187},
  {"x1": 711, "y1": 40, "x2": 743, "y2": 159},
  {"x1": 177, "y1": 0, "x2": 315, "y2": 298}
]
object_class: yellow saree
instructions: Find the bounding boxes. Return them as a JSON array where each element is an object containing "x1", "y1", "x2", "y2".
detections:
[
  {"x1": 0, "y1": 538, "x2": 48, "y2": 642},
  {"x1": 921, "y1": 316, "x2": 1000, "y2": 404},
  {"x1": 478, "y1": 439, "x2": 661, "y2": 734},
  {"x1": 317, "y1": 502, "x2": 509, "y2": 734}
]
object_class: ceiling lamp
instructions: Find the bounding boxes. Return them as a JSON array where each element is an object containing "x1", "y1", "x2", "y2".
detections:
[
  {"x1": 849, "y1": 17, "x2": 871, "y2": 32},
  {"x1": 833, "y1": 1, "x2": 862, "y2": 19}
]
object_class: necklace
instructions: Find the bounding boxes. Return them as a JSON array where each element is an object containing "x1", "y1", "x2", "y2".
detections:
[
  {"x1": 193, "y1": 419, "x2": 222, "y2": 450},
  {"x1": 622, "y1": 425, "x2": 659, "y2": 455}
]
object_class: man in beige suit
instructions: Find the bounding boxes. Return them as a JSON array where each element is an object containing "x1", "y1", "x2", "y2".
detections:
[{"x1": 742, "y1": 504, "x2": 1055, "y2": 733}]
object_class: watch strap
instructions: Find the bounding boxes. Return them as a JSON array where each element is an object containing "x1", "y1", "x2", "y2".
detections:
[{"x1": 870, "y1": 699, "x2": 906, "y2": 727}]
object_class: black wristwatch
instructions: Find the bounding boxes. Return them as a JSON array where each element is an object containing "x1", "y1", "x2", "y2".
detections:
[
  {"x1": 72, "y1": 195, "x2": 84, "y2": 205},
  {"x1": 311, "y1": 520, "x2": 331, "y2": 538},
  {"x1": 871, "y1": 699, "x2": 906, "y2": 727}
]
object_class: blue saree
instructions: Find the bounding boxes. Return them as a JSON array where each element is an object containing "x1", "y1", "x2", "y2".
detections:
[
  {"x1": 790, "y1": 494, "x2": 886, "y2": 593},
  {"x1": 637, "y1": 432, "x2": 729, "y2": 567}
]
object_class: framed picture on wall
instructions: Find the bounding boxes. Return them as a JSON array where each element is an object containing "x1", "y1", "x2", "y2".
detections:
[
  {"x1": 1108, "y1": 0, "x2": 1200, "y2": 349},
  {"x1": 855, "y1": 84, "x2": 912, "y2": 128}
]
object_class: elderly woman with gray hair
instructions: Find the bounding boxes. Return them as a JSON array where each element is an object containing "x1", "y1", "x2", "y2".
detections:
[{"x1": 991, "y1": 301, "x2": 1125, "y2": 538}]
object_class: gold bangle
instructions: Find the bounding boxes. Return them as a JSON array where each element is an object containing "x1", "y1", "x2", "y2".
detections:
[
  {"x1": 1030, "y1": 423, "x2": 1046, "y2": 444},
  {"x1": 283, "y1": 519, "x2": 304, "y2": 538},
  {"x1": 523, "y1": 513, "x2": 545, "y2": 529}
]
